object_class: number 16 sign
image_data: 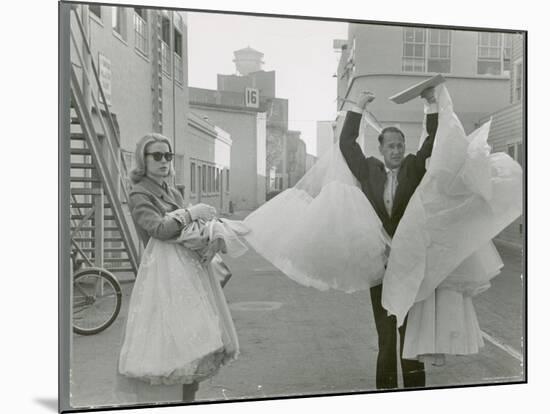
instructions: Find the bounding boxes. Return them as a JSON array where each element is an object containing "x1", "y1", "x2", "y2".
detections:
[{"x1": 245, "y1": 87, "x2": 259, "y2": 108}]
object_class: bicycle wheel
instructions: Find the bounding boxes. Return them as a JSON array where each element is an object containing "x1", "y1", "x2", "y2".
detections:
[{"x1": 73, "y1": 267, "x2": 122, "y2": 335}]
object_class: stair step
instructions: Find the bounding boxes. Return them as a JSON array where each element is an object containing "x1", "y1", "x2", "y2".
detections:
[
  {"x1": 71, "y1": 214, "x2": 115, "y2": 220},
  {"x1": 71, "y1": 188, "x2": 103, "y2": 195},
  {"x1": 71, "y1": 132, "x2": 104, "y2": 141},
  {"x1": 71, "y1": 202, "x2": 112, "y2": 209},
  {"x1": 70, "y1": 148, "x2": 91, "y2": 155},
  {"x1": 72, "y1": 237, "x2": 123, "y2": 242},
  {"x1": 70, "y1": 177, "x2": 101, "y2": 183},
  {"x1": 102, "y1": 258, "x2": 131, "y2": 263},
  {"x1": 71, "y1": 226, "x2": 121, "y2": 232},
  {"x1": 70, "y1": 163, "x2": 95, "y2": 169},
  {"x1": 80, "y1": 247, "x2": 128, "y2": 253},
  {"x1": 70, "y1": 227, "x2": 95, "y2": 232}
]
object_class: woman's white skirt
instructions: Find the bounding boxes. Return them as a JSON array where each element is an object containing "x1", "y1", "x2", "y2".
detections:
[{"x1": 118, "y1": 238, "x2": 239, "y2": 385}]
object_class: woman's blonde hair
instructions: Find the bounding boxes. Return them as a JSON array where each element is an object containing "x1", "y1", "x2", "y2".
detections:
[{"x1": 129, "y1": 133, "x2": 175, "y2": 184}]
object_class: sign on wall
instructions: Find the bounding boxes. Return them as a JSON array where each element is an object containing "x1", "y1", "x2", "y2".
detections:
[
  {"x1": 245, "y1": 87, "x2": 259, "y2": 108},
  {"x1": 98, "y1": 53, "x2": 112, "y2": 106}
]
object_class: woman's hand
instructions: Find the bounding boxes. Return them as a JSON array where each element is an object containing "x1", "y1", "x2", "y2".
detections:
[{"x1": 188, "y1": 203, "x2": 217, "y2": 221}]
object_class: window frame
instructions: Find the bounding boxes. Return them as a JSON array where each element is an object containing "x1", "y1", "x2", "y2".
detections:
[
  {"x1": 507, "y1": 141, "x2": 523, "y2": 167},
  {"x1": 190, "y1": 161, "x2": 196, "y2": 194},
  {"x1": 161, "y1": 16, "x2": 172, "y2": 77},
  {"x1": 89, "y1": 4, "x2": 102, "y2": 21},
  {"x1": 111, "y1": 7, "x2": 128, "y2": 43},
  {"x1": 402, "y1": 28, "x2": 451, "y2": 74},
  {"x1": 477, "y1": 32, "x2": 511, "y2": 76},
  {"x1": 174, "y1": 154, "x2": 184, "y2": 186},
  {"x1": 427, "y1": 29, "x2": 451, "y2": 73},
  {"x1": 513, "y1": 58, "x2": 523, "y2": 103},
  {"x1": 207, "y1": 166, "x2": 212, "y2": 193},
  {"x1": 133, "y1": 8, "x2": 149, "y2": 57},
  {"x1": 174, "y1": 27, "x2": 184, "y2": 85},
  {"x1": 201, "y1": 164, "x2": 206, "y2": 193},
  {"x1": 402, "y1": 27, "x2": 426, "y2": 73}
]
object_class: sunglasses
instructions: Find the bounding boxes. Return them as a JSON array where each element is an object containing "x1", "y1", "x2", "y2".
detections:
[{"x1": 146, "y1": 152, "x2": 174, "y2": 162}]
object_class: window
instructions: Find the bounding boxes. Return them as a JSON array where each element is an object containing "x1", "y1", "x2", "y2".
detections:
[
  {"x1": 206, "y1": 166, "x2": 211, "y2": 193},
  {"x1": 201, "y1": 165, "x2": 206, "y2": 192},
  {"x1": 275, "y1": 176, "x2": 284, "y2": 191},
  {"x1": 211, "y1": 167, "x2": 216, "y2": 193},
  {"x1": 215, "y1": 168, "x2": 220, "y2": 192},
  {"x1": 226, "y1": 170, "x2": 230, "y2": 192},
  {"x1": 174, "y1": 29, "x2": 184, "y2": 84},
  {"x1": 174, "y1": 155, "x2": 184, "y2": 185},
  {"x1": 134, "y1": 8, "x2": 148, "y2": 55},
  {"x1": 197, "y1": 165, "x2": 201, "y2": 193},
  {"x1": 515, "y1": 142, "x2": 523, "y2": 168},
  {"x1": 190, "y1": 162, "x2": 196, "y2": 194},
  {"x1": 112, "y1": 7, "x2": 127, "y2": 40},
  {"x1": 427, "y1": 29, "x2": 451, "y2": 73},
  {"x1": 477, "y1": 32, "x2": 511, "y2": 76},
  {"x1": 402, "y1": 28, "x2": 426, "y2": 72},
  {"x1": 507, "y1": 141, "x2": 523, "y2": 168},
  {"x1": 161, "y1": 17, "x2": 171, "y2": 76},
  {"x1": 403, "y1": 28, "x2": 451, "y2": 73},
  {"x1": 513, "y1": 59, "x2": 523, "y2": 102},
  {"x1": 503, "y1": 34, "x2": 511, "y2": 73},
  {"x1": 89, "y1": 5, "x2": 101, "y2": 19}
]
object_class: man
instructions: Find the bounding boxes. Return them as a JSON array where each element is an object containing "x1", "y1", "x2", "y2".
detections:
[{"x1": 339, "y1": 87, "x2": 438, "y2": 389}]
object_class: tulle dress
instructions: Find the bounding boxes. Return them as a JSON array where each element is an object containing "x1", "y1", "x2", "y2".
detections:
[
  {"x1": 382, "y1": 87, "x2": 522, "y2": 361},
  {"x1": 118, "y1": 218, "x2": 248, "y2": 386},
  {"x1": 243, "y1": 85, "x2": 522, "y2": 362},
  {"x1": 244, "y1": 128, "x2": 387, "y2": 293}
]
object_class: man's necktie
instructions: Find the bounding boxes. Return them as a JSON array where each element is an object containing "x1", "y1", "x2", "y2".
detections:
[{"x1": 384, "y1": 169, "x2": 398, "y2": 216}]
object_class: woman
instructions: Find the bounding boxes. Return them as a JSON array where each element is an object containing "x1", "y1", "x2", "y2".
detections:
[{"x1": 117, "y1": 133, "x2": 240, "y2": 404}]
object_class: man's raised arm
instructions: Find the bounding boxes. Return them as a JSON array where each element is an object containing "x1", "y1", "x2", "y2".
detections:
[
  {"x1": 414, "y1": 87, "x2": 439, "y2": 173},
  {"x1": 339, "y1": 92, "x2": 376, "y2": 182}
]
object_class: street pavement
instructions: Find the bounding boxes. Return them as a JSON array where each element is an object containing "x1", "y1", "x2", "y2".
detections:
[{"x1": 70, "y1": 212, "x2": 525, "y2": 409}]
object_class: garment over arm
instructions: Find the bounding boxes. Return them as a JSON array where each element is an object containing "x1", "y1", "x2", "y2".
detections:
[{"x1": 129, "y1": 192, "x2": 183, "y2": 241}]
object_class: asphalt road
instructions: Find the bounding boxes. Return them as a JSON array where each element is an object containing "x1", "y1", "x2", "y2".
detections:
[{"x1": 69, "y1": 225, "x2": 524, "y2": 409}]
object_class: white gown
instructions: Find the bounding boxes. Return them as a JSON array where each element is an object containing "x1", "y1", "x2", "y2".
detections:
[
  {"x1": 382, "y1": 86, "x2": 522, "y2": 360},
  {"x1": 244, "y1": 85, "x2": 522, "y2": 361},
  {"x1": 118, "y1": 220, "x2": 246, "y2": 385},
  {"x1": 244, "y1": 114, "x2": 387, "y2": 293}
]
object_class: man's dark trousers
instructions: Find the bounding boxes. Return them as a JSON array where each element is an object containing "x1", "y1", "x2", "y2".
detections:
[
  {"x1": 339, "y1": 110, "x2": 439, "y2": 390},
  {"x1": 370, "y1": 284, "x2": 426, "y2": 389}
]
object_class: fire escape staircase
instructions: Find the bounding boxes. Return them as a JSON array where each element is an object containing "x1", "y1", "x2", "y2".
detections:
[{"x1": 68, "y1": 6, "x2": 140, "y2": 276}]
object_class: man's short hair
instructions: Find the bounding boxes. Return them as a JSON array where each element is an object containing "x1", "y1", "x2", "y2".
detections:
[{"x1": 378, "y1": 126, "x2": 405, "y2": 144}]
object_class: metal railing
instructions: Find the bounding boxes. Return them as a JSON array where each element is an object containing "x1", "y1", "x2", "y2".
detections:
[{"x1": 69, "y1": 6, "x2": 141, "y2": 272}]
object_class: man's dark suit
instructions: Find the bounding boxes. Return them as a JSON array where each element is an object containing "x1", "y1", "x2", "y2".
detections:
[{"x1": 339, "y1": 110, "x2": 438, "y2": 389}]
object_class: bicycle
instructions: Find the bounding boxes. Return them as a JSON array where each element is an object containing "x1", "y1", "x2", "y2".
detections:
[{"x1": 71, "y1": 242, "x2": 123, "y2": 335}]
